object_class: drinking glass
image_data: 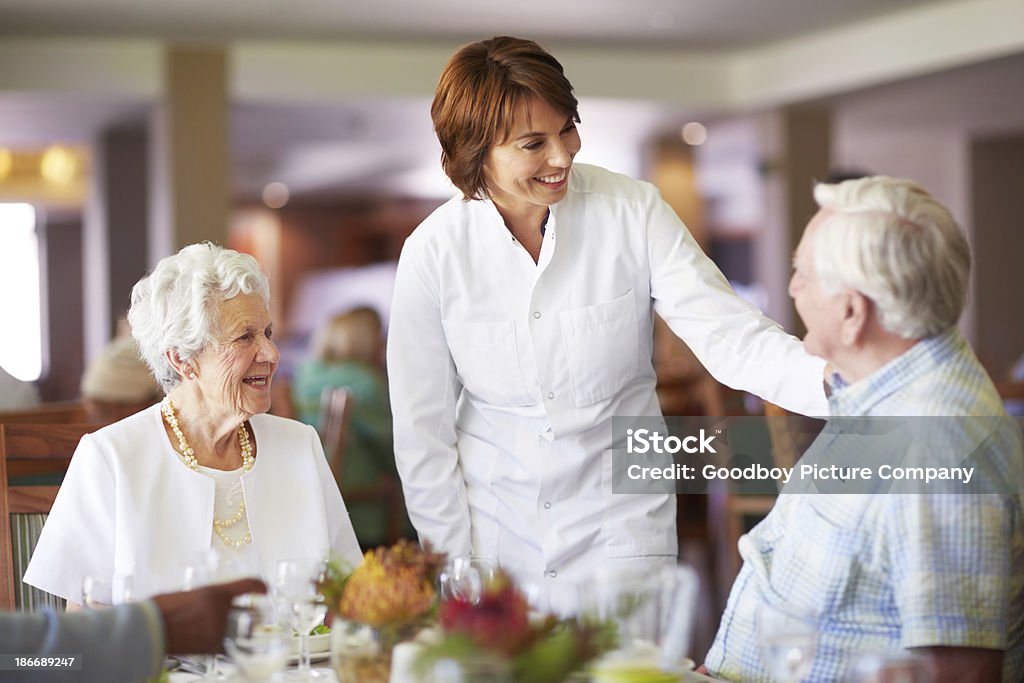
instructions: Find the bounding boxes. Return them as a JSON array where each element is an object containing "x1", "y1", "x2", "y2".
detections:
[
  {"x1": 757, "y1": 602, "x2": 818, "y2": 682},
  {"x1": 273, "y1": 558, "x2": 329, "y2": 681},
  {"x1": 224, "y1": 593, "x2": 289, "y2": 683},
  {"x1": 584, "y1": 564, "x2": 699, "y2": 680},
  {"x1": 850, "y1": 652, "x2": 933, "y2": 683},
  {"x1": 181, "y1": 550, "x2": 231, "y2": 680},
  {"x1": 437, "y1": 556, "x2": 497, "y2": 604},
  {"x1": 81, "y1": 574, "x2": 134, "y2": 608}
]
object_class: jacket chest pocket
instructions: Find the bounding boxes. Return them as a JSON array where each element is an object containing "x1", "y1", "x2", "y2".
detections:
[
  {"x1": 442, "y1": 319, "x2": 533, "y2": 407},
  {"x1": 559, "y1": 290, "x2": 640, "y2": 408}
]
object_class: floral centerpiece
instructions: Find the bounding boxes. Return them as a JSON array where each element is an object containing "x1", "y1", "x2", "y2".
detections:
[
  {"x1": 319, "y1": 539, "x2": 445, "y2": 683},
  {"x1": 415, "y1": 571, "x2": 616, "y2": 683}
]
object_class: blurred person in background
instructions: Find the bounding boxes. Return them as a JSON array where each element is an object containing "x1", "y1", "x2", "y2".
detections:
[
  {"x1": 293, "y1": 306, "x2": 410, "y2": 549},
  {"x1": 24, "y1": 243, "x2": 361, "y2": 607},
  {"x1": 0, "y1": 363, "x2": 40, "y2": 410},
  {"x1": 387, "y1": 36, "x2": 829, "y2": 601},
  {"x1": 80, "y1": 316, "x2": 162, "y2": 422}
]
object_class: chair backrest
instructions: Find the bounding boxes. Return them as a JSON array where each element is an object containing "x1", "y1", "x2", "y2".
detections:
[
  {"x1": 996, "y1": 380, "x2": 1024, "y2": 401},
  {"x1": 0, "y1": 401, "x2": 87, "y2": 425},
  {"x1": 0, "y1": 423, "x2": 101, "y2": 611},
  {"x1": 318, "y1": 387, "x2": 354, "y2": 477},
  {"x1": 82, "y1": 398, "x2": 154, "y2": 424}
]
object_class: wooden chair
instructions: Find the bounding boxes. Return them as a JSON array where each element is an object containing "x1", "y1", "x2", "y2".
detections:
[
  {"x1": 708, "y1": 403, "x2": 824, "y2": 598},
  {"x1": 0, "y1": 423, "x2": 101, "y2": 611},
  {"x1": 81, "y1": 398, "x2": 154, "y2": 424},
  {"x1": 318, "y1": 387, "x2": 405, "y2": 546},
  {"x1": 0, "y1": 401, "x2": 87, "y2": 425},
  {"x1": 996, "y1": 380, "x2": 1024, "y2": 401},
  {"x1": 318, "y1": 387, "x2": 354, "y2": 471}
]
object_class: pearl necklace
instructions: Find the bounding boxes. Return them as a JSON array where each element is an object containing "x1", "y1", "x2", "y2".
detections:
[{"x1": 161, "y1": 397, "x2": 254, "y2": 548}]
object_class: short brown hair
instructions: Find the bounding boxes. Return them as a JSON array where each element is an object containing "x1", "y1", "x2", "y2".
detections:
[{"x1": 431, "y1": 36, "x2": 580, "y2": 201}]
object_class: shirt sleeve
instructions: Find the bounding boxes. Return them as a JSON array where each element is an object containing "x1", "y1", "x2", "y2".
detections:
[
  {"x1": 887, "y1": 491, "x2": 1013, "y2": 650},
  {"x1": 22, "y1": 434, "x2": 117, "y2": 603},
  {"x1": 0, "y1": 601, "x2": 164, "y2": 683},
  {"x1": 386, "y1": 232, "x2": 472, "y2": 558},
  {"x1": 643, "y1": 187, "x2": 828, "y2": 416},
  {"x1": 307, "y1": 424, "x2": 364, "y2": 568}
]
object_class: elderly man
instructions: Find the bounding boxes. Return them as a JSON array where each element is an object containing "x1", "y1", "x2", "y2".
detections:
[{"x1": 704, "y1": 176, "x2": 1023, "y2": 682}]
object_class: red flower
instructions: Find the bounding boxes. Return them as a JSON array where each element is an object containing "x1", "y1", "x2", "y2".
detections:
[{"x1": 439, "y1": 575, "x2": 533, "y2": 656}]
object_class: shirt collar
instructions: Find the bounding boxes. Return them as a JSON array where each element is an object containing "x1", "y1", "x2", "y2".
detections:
[{"x1": 828, "y1": 327, "x2": 962, "y2": 416}]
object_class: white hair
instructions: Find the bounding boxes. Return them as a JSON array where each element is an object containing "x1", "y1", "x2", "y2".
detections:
[
  {"x1": 812, "y1": 176, "x2": 970, "y2": 339},
  {"x1": 127, "y1": 243, "x2": 270, "y2": 392}
]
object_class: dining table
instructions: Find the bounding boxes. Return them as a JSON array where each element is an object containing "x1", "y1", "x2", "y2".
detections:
[{"x1": 167, "y1": 663, "x2": 724, "y2": 682}]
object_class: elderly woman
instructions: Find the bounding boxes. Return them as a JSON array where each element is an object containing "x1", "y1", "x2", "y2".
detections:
[
  {"x1": 25, "y1": 243, "x2": 362, "y2": 607},
  {"x1": 387, "y1": 36, "x2": 829, "y2": 599}
]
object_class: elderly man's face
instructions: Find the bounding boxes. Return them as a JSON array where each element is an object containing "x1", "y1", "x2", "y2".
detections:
[
  {"x1": 193, "y1": 292, "x2": 279, "y2": 418},
  {"x1": 789, "y1": 209, "x2": 846, "y2": 360}
]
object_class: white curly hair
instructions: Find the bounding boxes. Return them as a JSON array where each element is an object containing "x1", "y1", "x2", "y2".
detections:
[{"x1": 127, "y1": 242, "x2": 270, "y2": 392}]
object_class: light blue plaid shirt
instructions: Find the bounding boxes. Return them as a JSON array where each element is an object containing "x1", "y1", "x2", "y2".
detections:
[{"x1": 705, "y1": 329, "x2": 1024, "y2": 681}]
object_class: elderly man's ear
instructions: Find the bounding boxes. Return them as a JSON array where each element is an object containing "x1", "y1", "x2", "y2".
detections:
[{"x1": 839, "y1": 291, "x2": 871, "y2": 347}]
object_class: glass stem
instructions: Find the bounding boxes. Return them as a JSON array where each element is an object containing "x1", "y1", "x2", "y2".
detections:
[{"x1": 298, "y1": 632, "x2": 311, "y2": 672}]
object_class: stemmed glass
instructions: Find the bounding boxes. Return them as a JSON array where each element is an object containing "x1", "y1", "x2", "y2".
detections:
[
  {"x1": 584, "y1": 565, "x2": 699, "y2": 680},
  {"x1": 850, "y1": 652, "x2": 933, "y2": 683},
  {"x1": 182, "y1": 550, "x2": 233, "y2": 681},
  {"x1": 224, "y1": 593, "x2": 289, "y2": 683},
  {"x1": 757, "y1": 601, "x2": 818, "y2": 682},
  {"x1": 273, "y1": 558, "x2": 329, "y2": 681},
  {"x1": 437, "y1": 556, "x2": 497, "y2": 604},
  {"x1": 81, "y1": 574, "x2": 134, "y2": 608}
]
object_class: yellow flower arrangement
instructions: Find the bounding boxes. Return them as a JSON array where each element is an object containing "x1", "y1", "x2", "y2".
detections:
[
  {"x1": 321, "y1": 539, "x2": 445, "y2": 630},
  {"x1": 338, "y1": 548, "x2": 435, "y2": 626}
]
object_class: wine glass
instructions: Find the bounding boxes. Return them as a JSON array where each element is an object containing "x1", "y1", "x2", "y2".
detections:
[
  {"x1": 81, "y1": 576, "x2": 108, "y2": 609},
  {"x1": 584, "y1": 565, "x2": 699, "y2": 679},
  {"x1": 437, "y1": 556, "x2": 496, "y2": 604},
  {"x1": 181, "y1": 550, "x2": 232, "y2": 680},
  {"x1": 81, "y1": 574, "x2": 134, "y2": 608},
  {"x1": 757, "y1": 601, "x2": 818, "y2": 682},
  {"x1": 273, "y1": 558, "x2": 329, "y2": 681},
  {"x1": 224, "y1": 593, "x2": 289, "y2": 683},
  {"x1": 851, "y1": 651, "x2": 934, "y2": 683}
]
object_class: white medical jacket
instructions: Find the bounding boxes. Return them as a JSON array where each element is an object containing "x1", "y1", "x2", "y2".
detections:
[{"x1": 387, "y1": 163, "x2": 827, "y2": 585}]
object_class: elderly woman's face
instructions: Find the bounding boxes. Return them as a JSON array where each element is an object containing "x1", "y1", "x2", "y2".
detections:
[
  {"x1": 192, "y1": 292, "x2": 279, "y2": 417},
  {"x1": 483, "y1": 96, "x2": 580, "y2": 218}
]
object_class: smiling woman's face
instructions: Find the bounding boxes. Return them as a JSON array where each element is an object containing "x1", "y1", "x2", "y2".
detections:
[
  {"x1": 482, "y1": 96, "x2": 581, "y2": 220},
  {"x1": 191, "y1": 292, "x2": 279, "y2": 419}
]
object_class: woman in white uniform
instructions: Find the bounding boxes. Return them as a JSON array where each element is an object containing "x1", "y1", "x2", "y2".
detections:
[
  {"x1": 387, "y1": 36, "x2": 827, "y2": 599},
  {"x1": 25, "y1": 243, "x2": 362, "y2": 607}
]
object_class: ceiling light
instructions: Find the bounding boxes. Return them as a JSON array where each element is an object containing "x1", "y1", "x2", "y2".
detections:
[
  {"x1": 262, "y1": 181, "x2": 290, "y2": 209},
  {"x1": 0, "y1": 148, "x2": 12, "y2": 180},
  {"x1": 40, "y1": 145, "x2": 77, "y2": 184},
  {"x1": 681, "y1": 122, "x2": 708, "y2": 146}
]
